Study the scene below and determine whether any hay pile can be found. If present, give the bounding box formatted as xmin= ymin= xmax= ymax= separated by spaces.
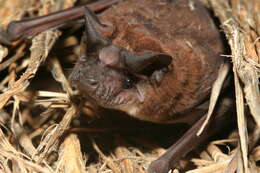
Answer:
xmin=0 ymin=0 xmax=259 ymax=172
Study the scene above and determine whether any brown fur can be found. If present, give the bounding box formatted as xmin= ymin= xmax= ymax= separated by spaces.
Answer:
xmin=94 ymin=0 xmax=224 ymax=123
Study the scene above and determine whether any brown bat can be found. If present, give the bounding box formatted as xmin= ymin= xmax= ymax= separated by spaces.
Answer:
xmin=0 ymin=0 xmax=231 ymax=172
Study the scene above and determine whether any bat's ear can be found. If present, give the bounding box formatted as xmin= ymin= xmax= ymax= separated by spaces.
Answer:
xmin=83 ymin=8 xmax=111 ymax=52
xmin=82 ymin=7 xmax=172 ymax=74
xmin=98 ymin=47 xmax=172 ymax=75
xmin=85 ymin=8 xmax=111 ymax=47
xmin=122 ymin=51 xmax=172 ymax=74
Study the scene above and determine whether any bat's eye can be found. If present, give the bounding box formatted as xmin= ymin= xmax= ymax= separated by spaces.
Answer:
xmin=122 ymin=77 xmax=133 ymax=89
xmin=122 ymin=72 xmax=138 ymax=89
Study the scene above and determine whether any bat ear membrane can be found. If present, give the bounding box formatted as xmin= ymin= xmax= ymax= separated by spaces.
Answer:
xmin=83 ymin=7 xmax=112 ymax=52
xmin=121 ymin=51 xmax=172 ymax=74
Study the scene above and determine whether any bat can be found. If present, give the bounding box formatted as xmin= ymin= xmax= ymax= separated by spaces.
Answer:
xmin=0 ymin=0 xmax=232 ymax=172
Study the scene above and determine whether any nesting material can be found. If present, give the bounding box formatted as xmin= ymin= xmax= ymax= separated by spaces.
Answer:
xmin=0 ymin=0 xmax=259 ymax=172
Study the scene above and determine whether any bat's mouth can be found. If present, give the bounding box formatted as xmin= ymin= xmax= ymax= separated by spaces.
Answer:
xmin=90 ymin=84 xmax=145 ymax=108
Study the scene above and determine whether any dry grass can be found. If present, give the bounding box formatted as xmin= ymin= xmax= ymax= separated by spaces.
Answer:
xmin=0 ymin=0 xmax=259 ymax=172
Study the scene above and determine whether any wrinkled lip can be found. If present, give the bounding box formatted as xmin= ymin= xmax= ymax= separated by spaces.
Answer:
xmin=135 ymin=84 xmax=144 ymax=103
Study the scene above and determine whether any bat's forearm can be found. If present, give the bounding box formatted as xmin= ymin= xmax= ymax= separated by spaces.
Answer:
xmin=0 ymin=0 xmax=120 ymax=45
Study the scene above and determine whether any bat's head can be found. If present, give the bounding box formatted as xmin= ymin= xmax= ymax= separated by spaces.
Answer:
xmin=69 ymin=9 xmax=172 ymax=115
